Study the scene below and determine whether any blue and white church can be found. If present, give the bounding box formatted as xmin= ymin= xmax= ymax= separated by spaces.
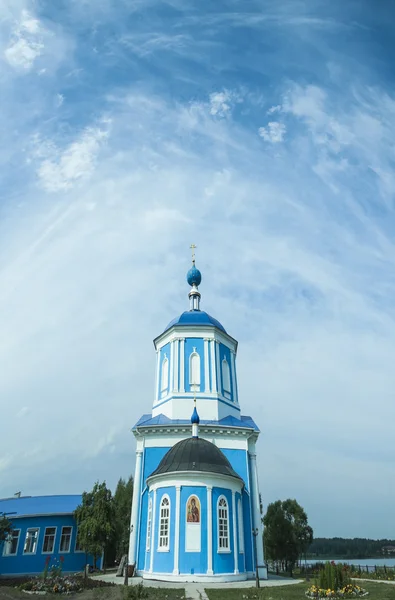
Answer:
xmin=128 ymin=257 xmax=268 ymax=582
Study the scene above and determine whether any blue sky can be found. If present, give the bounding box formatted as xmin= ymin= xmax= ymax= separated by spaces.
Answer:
xmin=1 ymin=0 xmax=395 ymax=539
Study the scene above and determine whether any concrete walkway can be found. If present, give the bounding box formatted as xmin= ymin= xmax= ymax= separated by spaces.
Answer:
xmin=95 ymin=573 xmax=302 ymax=600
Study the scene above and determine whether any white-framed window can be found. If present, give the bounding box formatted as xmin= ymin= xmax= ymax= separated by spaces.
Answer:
xmin=59 ymin=526 xmax=72 ymax=552
xmin=23 ymin=528 xmax=39 ymax=554
xmin=158 ymin=495 xmax=170 ymax=551
xmin=42 ymin=527 xmax=56 ymax=553
xmin=222 ymin=357 xmax=231 ymax=393
xmin=217 ymin=496 xmax=230 ymax=552
xmin=161 ymin=355 xmax=169 ymax=395
xmin=189 ymin=349 xmax=200 ymax=391
xmin=75 ymin=528 xmax=83 ymax=552
xmin=146 ymin=497 xmax=152 ymax=551
xmin=3 ymin=529 xmax=20 ymax=556
xmin=238 ymin=499 xmax=244 ymax=554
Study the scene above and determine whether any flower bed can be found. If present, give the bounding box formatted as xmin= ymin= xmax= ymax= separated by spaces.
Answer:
xmin=306 ymin=583 xmax=368 ymax=598
xmin=20 ymin=576 xmax=84 ymax=595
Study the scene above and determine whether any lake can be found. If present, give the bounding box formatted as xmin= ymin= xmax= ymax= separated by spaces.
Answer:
xmin=311 ymin=558 xmax=395 ymax=567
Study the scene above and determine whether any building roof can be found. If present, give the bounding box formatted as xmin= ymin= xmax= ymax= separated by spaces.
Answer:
xmin=0 ymin=495 xmax=82 ymax=518
xmin=148 ymin=437 xmax=243 ymax=481
xmin=163 ymin=310 xmax=227 ymax=334
xmin=134 ymin=413 xmax=259 ymax=431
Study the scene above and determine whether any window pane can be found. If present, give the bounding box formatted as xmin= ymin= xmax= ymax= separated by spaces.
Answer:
xmin=60 ymin=527 xmax=72 ymax=552
xmin=43 ymin=527 xmax=56 ymax=553
xmin=24 ymin=529 xmax=39 ymax=554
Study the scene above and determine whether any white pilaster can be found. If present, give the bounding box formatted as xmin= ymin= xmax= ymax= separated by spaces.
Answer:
xmin=207 ymin=486 xmax=213 ymax=575
xmin=173 ymin=339 xmax=179 ymax=392
xmin=231 ymin=351 xmax=238 ymax=404
xmin=249 ymin=452 xmax=265 ymax=573
xmin=155 ymin=350 xmax=160 ymax=402
xmin=170 ymin=340 xmax=174 ymax=393
xmin=149 ymin=489 xmax=157 ymax=573
xmin=180 ymin=339 xmax=185 ymax=393
xmin=215 ymin=340 xmax=221 ymax=393
xmin=128 ymin=450 xmax=143 ymax=566
xmin=210 ymin=340 xmax=217 ymax=393
xmin=173 ymin=485 xmax=181 ymax=574
xmin=232 ymin=491 xmax=239 ymax=574
xmin=204 ymin=338 xmax=210 ymax=393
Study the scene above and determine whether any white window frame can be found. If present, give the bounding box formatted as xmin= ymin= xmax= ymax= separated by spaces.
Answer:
xmin=2 ymin=529 xmax=21 ymax=556
xmin=42 ymin=526 xmax=57 ymax=554
xmin=189 ymin=350 xmax=201 ymax=391
xmin=217 ymin=495 xmax=230 ymax=553
xmin=238 ymin=498 xmax=244 ymax=554
xmin=74 ymin=527 xmax=84 ymax=553
xmin=157 ymin=494 xmax=170 ymax=552
xmin=23 ymin=528 xmax=40 ymax=555
xmin=59 ymin=526 xmax=73 ymax=553
xmin=146 ymin=497 xmax=153 ymax=551
xmin=222 ymin=357 xmax=231 ymax=393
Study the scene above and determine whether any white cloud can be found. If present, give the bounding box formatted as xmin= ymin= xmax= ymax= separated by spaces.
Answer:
xmin=4 ymin=10 xmax=45 ymax=70
xmin=33 ymin=124 xmax=110 ymax=192
xmin=208 ymin=90 xmax=242 ymax=118
xmin=258 ymin=121 xmax=286 ymax=143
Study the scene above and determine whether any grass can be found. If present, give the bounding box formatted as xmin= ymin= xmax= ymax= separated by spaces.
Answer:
xmin=205 ymin=581 xmax=395 ymax=600
xmin=0 ymin=584 xmax=185 ymax=600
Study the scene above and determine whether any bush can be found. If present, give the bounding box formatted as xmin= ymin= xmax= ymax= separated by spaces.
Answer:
xmin=122 ymin=583 xmax=149 ymax=600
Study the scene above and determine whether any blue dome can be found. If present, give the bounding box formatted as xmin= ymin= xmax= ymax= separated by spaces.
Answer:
xmin=187 ymin=264 xmax=202 ymax=287
xmin=191 ymin=406 xmax=200 ymax=424
xmin=164 ymin=310 xmax=226 ymax=333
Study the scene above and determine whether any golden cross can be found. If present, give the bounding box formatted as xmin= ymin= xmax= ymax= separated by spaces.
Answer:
xmin=190 ymin=243 xmax=197 ymax=262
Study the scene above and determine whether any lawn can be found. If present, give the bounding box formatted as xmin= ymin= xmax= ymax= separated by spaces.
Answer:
xmin=0 ymin=584 xmax=185 ymax=600
xmin=205 ymin=582 xmax=395 ymax=600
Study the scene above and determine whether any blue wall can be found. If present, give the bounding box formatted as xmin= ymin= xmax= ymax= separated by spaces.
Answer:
xmin=152 ymin=487 xmax=176 ymax=574
xmin=179 ymin=486 xmax=207 ymax=575
xmin=0 ymin=515 xmax=98 ymax=576
xmin=221 ymin=449 xmax=249 ymax=492
xmin=212 ymin=487 xmax=234 ymax=575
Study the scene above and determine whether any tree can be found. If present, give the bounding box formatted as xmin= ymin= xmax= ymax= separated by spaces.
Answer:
xmin=0 ymin=514 xmax=12 ymax=544
xmin=263 ymin=499 xmax=313 ymax=573
xmin=105 ymin=475 xmax=133 ymax=566
xmin=74 ymin=481 xmax=115 ymax=569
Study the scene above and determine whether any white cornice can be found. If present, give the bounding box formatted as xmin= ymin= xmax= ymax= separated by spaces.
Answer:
xmin=153 ymin=325 xmax=238 ymax=353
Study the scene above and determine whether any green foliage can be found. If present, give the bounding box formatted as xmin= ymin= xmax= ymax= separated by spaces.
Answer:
xmin=308 ymin=537 xmax=395 ymax=559
xmin=317 ymin=562 xmax=351 ymax=591
xmin=104 ymin=475 xmax=134 ymax=566
xmin=122 ymin=583 xmax=149 ymax=600
xmin=0 ymin=514 xmax=12 ymax=543
xmin=74 ymin=481 xmax=115 ymax=568
xmin=263 ymin=499 xmax=313 ymax=571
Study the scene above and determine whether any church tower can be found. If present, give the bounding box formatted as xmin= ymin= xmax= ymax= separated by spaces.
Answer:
xmin=128 ymin=255 xmax=267 ymax=582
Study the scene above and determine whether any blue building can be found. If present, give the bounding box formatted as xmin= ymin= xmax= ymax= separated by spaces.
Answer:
xmin=0 ymin=495 xmax=101 ymax=577
xmin=128 ymin=257 xmax=268 ymax=582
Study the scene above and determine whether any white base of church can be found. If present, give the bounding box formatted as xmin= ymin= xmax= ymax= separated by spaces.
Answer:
xmin=139 ymin=570 xmax=249 ymax=583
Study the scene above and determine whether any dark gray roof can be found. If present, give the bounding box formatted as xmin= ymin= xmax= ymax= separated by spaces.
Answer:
xmin=148 ymin=437 xmax=242 ymax=481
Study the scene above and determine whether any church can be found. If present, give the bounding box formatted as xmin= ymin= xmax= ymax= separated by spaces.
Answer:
xmin=128 ymin=254 xmax=267 ymax=582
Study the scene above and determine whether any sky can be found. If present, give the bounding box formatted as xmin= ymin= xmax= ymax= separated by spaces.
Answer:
xmin=1 ymin=0 xmax=395 ymax=539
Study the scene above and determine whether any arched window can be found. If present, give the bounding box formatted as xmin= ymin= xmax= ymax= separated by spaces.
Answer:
xmin=146 ymin=498 xmax=152 ymax=551
xmin=217 ymin=496 xmax=230 ymax=551
xmin=222 ymin=357 xmax=231 ymax=393
xmin=189 ymin=349 xmax=200 ymax=391
xmin=238 ymin=498 xmax=244 ymax=554
xmin=158 ymin=495 xmax=170 ymax=550
xmin=161 ymin=355 xmax=169 ymax=395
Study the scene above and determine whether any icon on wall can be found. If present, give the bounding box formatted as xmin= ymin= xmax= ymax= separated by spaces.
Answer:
xmin=187 ymin=496 xmax=200 ymax=523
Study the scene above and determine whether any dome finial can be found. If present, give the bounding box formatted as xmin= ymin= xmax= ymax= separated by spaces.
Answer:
xmin=187 ymin=244 xmax=202 ymax=310
xmin=191 ymin=397 xmax=200 ymax=438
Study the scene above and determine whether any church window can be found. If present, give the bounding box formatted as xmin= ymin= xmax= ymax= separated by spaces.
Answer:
xmin=59 ymin=526 xmax=72 ymax=552
xmin=3 ymin=529 xmax=20 ymax=556
xmin=158 ymin=495 xmax=170 ymax=551
xmin=23 ymin=528 xmax=39 ymax=554
xmin=222 ymin=357 xmax=231 ymax=393
xmin=42 ymin=527 xmax=56 ymax=553
xmin=146 ymin=498 xmax=152 ymax=551
xmin=217 ymin=496 xmax=230 ymax=551
xmin=189 ymin=349 xmax=200 ymax=391
xmin=238 ymin=499 xmax=244 ymax=553
xmin=161 ymin=355 xmax=169 ymax=394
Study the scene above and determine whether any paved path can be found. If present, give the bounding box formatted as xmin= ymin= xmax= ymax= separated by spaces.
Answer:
xmin=95 ymin=573 xmax=302 ymax=599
